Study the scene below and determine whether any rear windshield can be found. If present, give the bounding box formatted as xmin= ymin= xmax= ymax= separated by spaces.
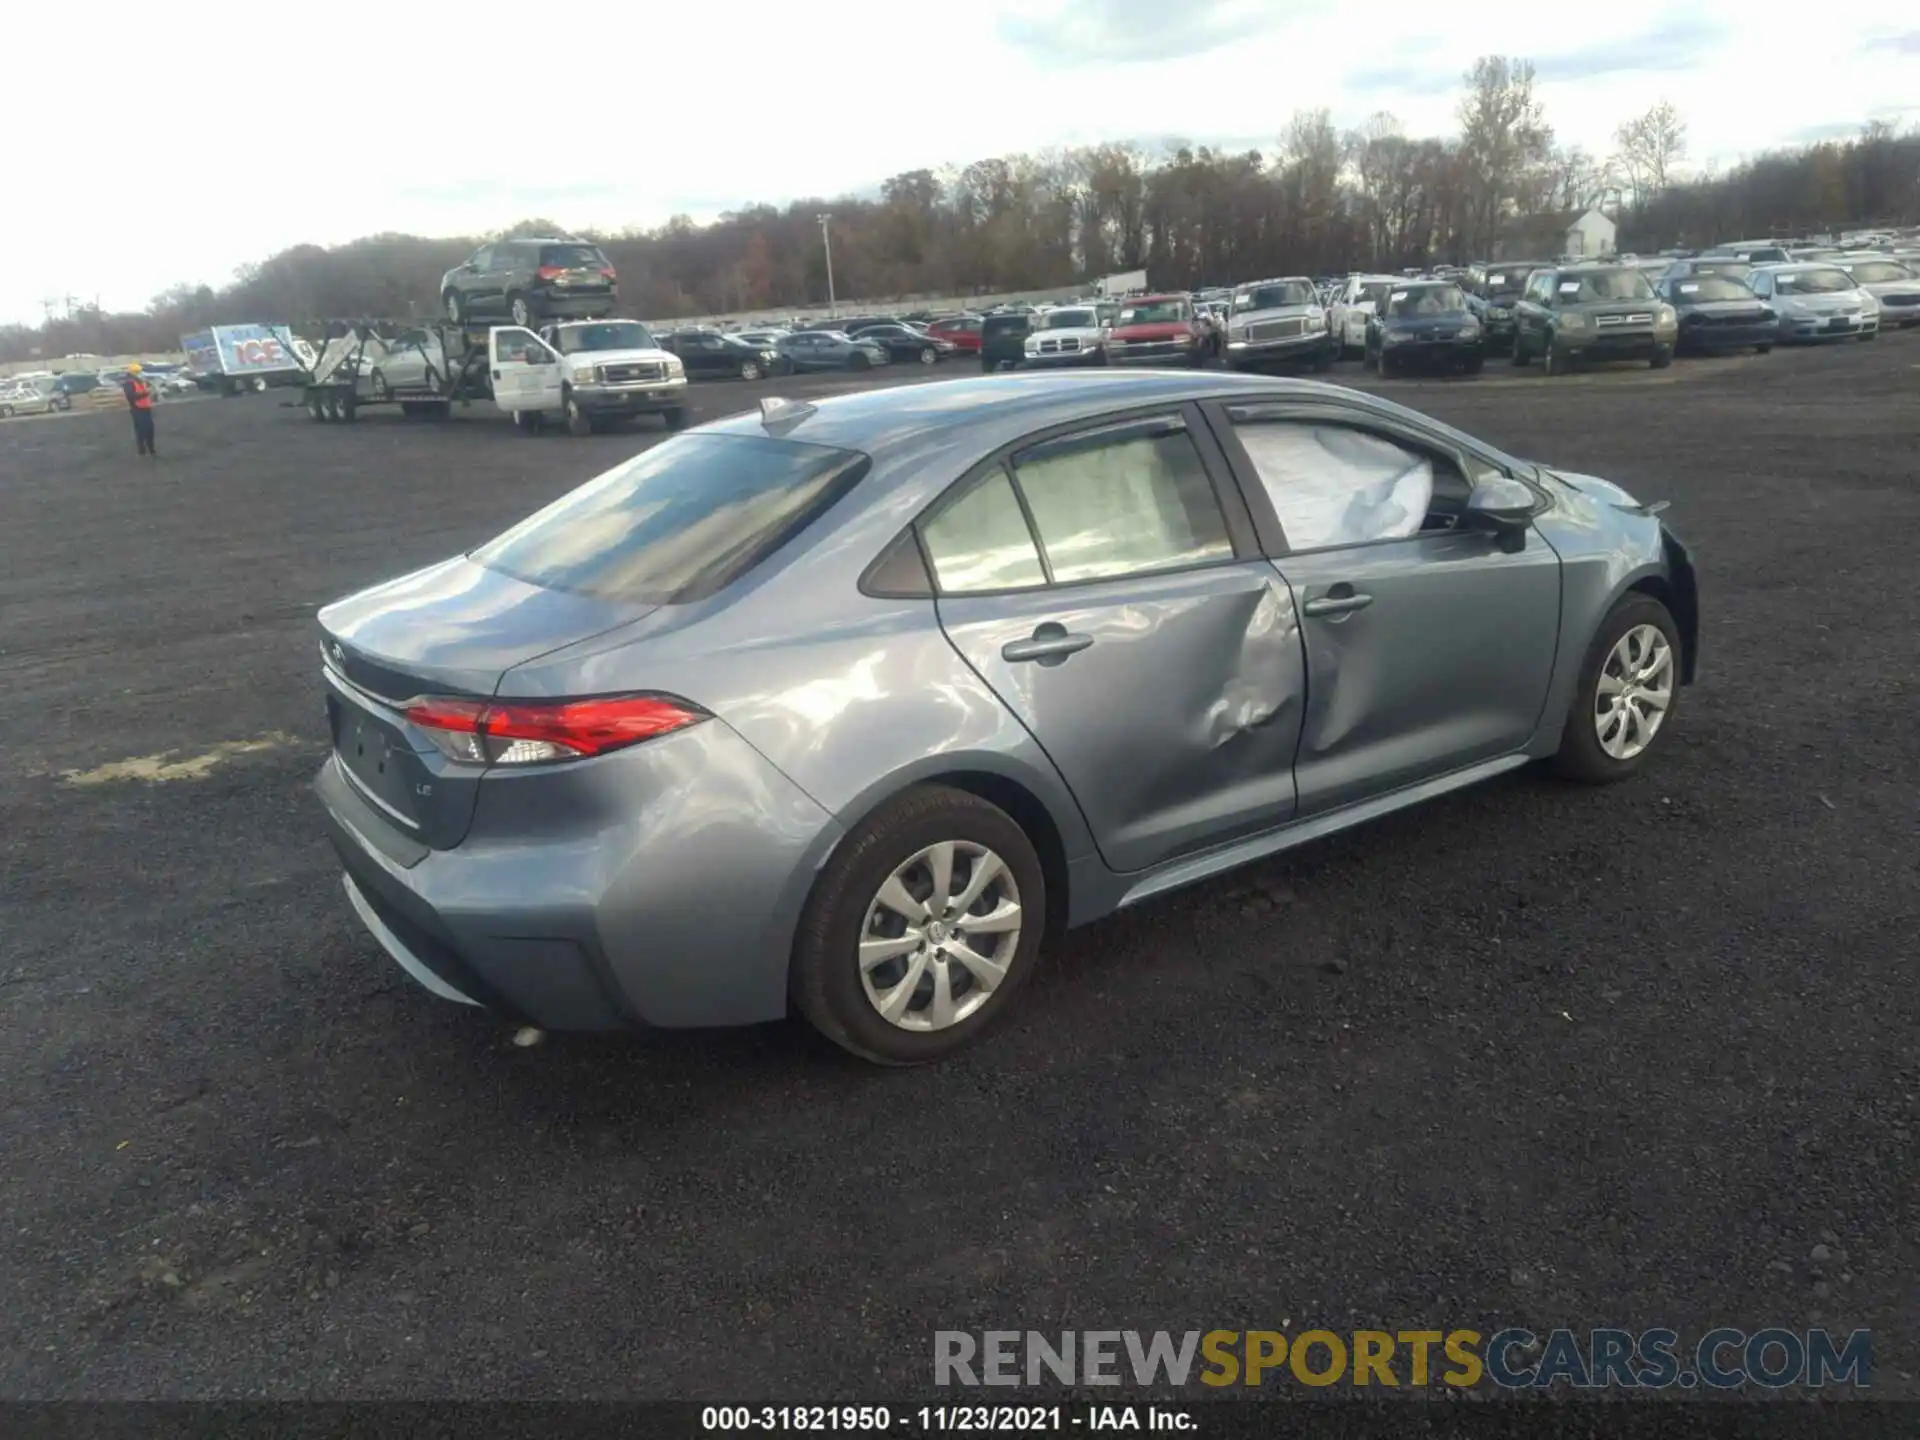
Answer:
xmin=540 ymin=244 xmax=606 ymax=269
xmin=1234 ymin=281 xmax=1316 ymax=311
xmin=982 ymin=315 xmax=1031 ymax=337
xmin=471 ymin=433 xmax=867 ymax=604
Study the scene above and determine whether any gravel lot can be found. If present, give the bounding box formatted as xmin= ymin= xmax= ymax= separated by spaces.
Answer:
xmin=3 ymin=339 xmax=1917 ymax=1400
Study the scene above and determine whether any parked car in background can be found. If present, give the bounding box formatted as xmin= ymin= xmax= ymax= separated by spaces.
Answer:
xmin=1469 ymin=263 xmax=1549 ymax=355
xmin=1 ymin=374 xmax=68 ymax=415
xmin=1747 ymin=264 xmax=1880 ymax=343
xmin=50 ymin=372 xmax=105 ymax=399
xmin=1331 ymin=275 xmax=1402 ymax=358
xmin=662 ymin=329 xmax=792 ymax=380
xmin=734 ymin=328 xmax=791 ymax=350
xmin=1512 ymin=264 xmax=1678 ymax=375
xmin=1834 ymin=257 xmax=1920 ymax=327
xmin=777 ymin=330 xmax=892 ymax=372
xmin=1019 ymin=305 xmax=1110 ymax=368
xmin=1222 ymin=277 xmax=1334 ymax=372
xmin=1364 ymin=280 xmax=1486 ymax=376
xmin=440 ymin=238 xmax=618 ymax=328
xmin=1105 ymin=294 xmax=1208 ymax=368
xmin=313 ymin=371 xmax=1699 ymax=1064
xmin=854 ymin=323 xmax=953 ymax=365
xmin=1655 ymin=272 xmax=1777 ymax=355
xmin=1660 ymin=257 xmax=1754 ymax=287
xmin=926 ymin=315 xmax=984 ymax=354
xmin=978 ymin=312 xmax=1034 ymax=373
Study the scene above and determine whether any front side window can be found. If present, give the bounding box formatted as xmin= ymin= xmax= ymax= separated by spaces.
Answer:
xmin=472 ymin=433 xmax=866 ymax=604
xmin=920 ymin=471 xmax=1047 ymax=593
xmin=1229 ymin=419 xmax=1442 ymax=551
xmin=1009 ymin=422 xmax=1231 ymax=584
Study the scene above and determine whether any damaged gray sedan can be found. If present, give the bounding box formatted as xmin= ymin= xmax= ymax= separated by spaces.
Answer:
xmin=315 ymin=372 xmax=1698 ymax=1065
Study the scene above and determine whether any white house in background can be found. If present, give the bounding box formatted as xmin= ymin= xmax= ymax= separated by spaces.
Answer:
xmin=1564 ymin=207 xmax=1618 ymax=258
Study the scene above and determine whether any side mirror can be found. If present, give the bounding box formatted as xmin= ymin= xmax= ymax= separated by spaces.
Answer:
xmin=1465 ymin=475 xmax=1536 ymax=528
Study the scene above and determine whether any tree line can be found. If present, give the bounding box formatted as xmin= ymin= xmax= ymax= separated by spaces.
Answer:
xmin=5 ymin=56 xmax=1917 ymax=364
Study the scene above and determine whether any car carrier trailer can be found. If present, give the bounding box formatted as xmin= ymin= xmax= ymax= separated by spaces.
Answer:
xmin=296 ymin=321 xmax=494 ymax=422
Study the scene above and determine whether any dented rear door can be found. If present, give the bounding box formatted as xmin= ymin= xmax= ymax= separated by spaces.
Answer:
xmin=938 ymin=562 xmax=1306 ymax=876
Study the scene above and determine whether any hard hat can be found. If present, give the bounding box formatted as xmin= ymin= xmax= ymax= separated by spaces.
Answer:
xmin=127 ymin=362 xmax=143 ymax=373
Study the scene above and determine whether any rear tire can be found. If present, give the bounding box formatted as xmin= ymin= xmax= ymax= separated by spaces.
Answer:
xmin=1553 ymin=594 xmax=1683 ymax=785
xmin=508 ymin=293 xmax=535 ymax=328
xmin=512 ymin=409 xmax=541 ymax=434
xmin=791 ymin=785 xmax=1046 ymax=1066
xmin=443 ymin=290 xmax=464 ymax=323
xmin=980 ymin=357 xmax=995 ymax=375
xmin=1464 ymin=354 xmax=1485 ymax=374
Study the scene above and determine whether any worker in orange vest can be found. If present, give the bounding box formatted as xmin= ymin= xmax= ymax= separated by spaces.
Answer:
xmin=121 ymin=362 xmax=158 ymax=456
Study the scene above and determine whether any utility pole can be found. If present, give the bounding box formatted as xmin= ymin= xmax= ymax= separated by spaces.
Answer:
xmin=817 ymin=212 xmax=837 ymax=317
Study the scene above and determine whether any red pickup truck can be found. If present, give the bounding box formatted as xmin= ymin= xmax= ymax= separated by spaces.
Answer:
xmin=1105 ymin=294 xmax=1209 ymax=367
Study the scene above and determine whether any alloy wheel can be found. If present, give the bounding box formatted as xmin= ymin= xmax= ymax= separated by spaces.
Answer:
xmin=858 ymin=841 xmax=1023 ymax=1032
xmin=1594 ymin=624 xmax=1674 ymax=760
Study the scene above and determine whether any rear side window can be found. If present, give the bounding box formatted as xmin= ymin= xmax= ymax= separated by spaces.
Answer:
xmin=472 ymin=433 xmax=867 ymax=603
xmin=921 ymin=472 xmax=1047 ymax=593
xmin=540 ymin=243 xmax=606 ymax=269
xmin=1012 ymin=422 xmax=1231 ymax=583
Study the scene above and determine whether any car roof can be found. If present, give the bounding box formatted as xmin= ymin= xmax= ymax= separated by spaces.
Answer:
xmin=702 ymin=371 xmax=1477 ymax=467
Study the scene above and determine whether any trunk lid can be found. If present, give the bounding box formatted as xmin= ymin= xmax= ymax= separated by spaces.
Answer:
xmin=317 ymin=555 xmax=654 ymax=848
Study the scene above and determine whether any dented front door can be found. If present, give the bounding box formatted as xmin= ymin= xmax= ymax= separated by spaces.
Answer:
xmin=937 ymin=564 xmax=1307 ymax=874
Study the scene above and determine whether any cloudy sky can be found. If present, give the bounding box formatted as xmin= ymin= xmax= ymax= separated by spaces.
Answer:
xmin=7 ymin=0 xmax=1917 ymax=325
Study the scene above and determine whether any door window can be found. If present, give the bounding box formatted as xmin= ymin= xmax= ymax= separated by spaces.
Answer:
xmin=1009 ymin=421 xmax=1232 ymax=583
xmin=920 ymin=471 xmax=1047 ymax=593
xmin=1226 ymin=416 xmax=1471 ymax=551
xmin=469 ymin=247 xmax=495 ymax=271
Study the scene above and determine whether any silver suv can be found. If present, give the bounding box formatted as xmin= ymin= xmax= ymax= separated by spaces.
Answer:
xmin=1224 ymin=277 xmax=1335 ymax=372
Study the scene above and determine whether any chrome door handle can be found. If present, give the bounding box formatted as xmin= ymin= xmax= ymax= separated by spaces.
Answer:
xmin=1302 ymin=592 xmax=1373 ymax=617
xmin=1002 ymin=629 xmax=1094 ymax=664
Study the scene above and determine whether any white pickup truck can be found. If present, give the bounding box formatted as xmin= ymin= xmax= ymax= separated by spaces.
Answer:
xmin=488 ymin=319 xmax=689 ymax=435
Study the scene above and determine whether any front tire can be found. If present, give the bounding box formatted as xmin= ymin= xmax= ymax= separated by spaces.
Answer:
xmin=918 ymin=347 xmax=937 ymax=365
xmin=1650 ymin=345 xmax=1673 ymax=369
xmin=792 ymin=785 xmax=1045 ymax=1066
xmin=663 ymin=407 xmax=688 ymax=431
xmin=738 ymin=360 xmax=762 ymax=381
xmin=1553 ymin=595 xmax=1683 ymax=785
xmin=564 ymin=392 xmax=593 ymax=437
xmin=1543 ymin=340 xmax=1567 ymax=377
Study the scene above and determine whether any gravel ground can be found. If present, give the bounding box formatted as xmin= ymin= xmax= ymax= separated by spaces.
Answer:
xmin=2 ymin=339 xmax=1916 ymax=1400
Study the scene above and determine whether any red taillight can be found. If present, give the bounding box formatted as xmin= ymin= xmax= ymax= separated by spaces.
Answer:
xmin=535 ymin=265 xmax=566 ymax=281
xmin=599 ymin=266 xmax=617 ymax=281
xmin=403 ymin=693 xmax=708 ymax=765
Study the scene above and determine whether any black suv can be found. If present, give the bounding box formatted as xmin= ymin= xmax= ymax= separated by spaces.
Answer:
xmin=979 ymin=312 xmax=1033 ymax=372
xmin=661 ymin=330 xmax=794 ymax=380
xmin=440 ymin=239 xmax=617 ymax=328
xmin=1511 ymin=264 xmax=1678 ymax=375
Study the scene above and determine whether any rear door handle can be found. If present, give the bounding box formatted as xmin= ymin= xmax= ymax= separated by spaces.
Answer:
xmin=1002 ymin=625 xmax=1094 ymax=665
xmin=1302 ymin=590 xmax=1373 ymax=617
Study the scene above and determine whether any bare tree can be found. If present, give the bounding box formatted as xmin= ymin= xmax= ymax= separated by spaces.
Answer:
xmin=1614 ymin=101 xmax=1689 ymax=204
xmin=1456 ymin=56 xmax=1555 ymax=252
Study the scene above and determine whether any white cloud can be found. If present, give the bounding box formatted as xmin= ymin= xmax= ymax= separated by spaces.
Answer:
xmin=4 ymin=0 xmax=1915 ymax=324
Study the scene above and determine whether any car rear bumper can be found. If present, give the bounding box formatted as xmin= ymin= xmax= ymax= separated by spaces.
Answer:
xmin=314 ymin=719 xmax=841 ymax=1032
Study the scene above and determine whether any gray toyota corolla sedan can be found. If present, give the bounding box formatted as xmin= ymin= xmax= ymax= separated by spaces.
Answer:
xmin=315 ymin=372 xmax=1698 ymax=1064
